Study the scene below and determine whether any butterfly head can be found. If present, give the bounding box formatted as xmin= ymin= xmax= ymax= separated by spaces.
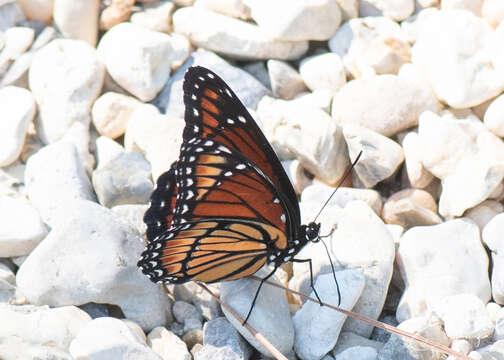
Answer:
xmin=304 ymin=222 xmax=321 ymax=243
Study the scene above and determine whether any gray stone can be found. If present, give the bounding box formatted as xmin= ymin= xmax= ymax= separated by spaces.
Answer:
xmin=293 ymin=270 xmax=365 ymax=360
xmin=203 ymin=317 xmax=252 ymax=359
xmin=173 ymin=6 xmax=308 ymax=60
xmin=267 ymin=59 xmax=307 ymax=100
xmin=16 ymin=200 xmax=172 ymax=331
xmin=220 ymin=267 xmax=294 ymax=357
xmin=24 ymin=142 xmax=95 ymax=227
xmin=0 ymin=304 xmax=91 ymax=350
xmin=69 ymin=317 xmax=163 ymax=359
xmin=29 ymin=39 xmax=104 ymax=143
xmin=92 ymin=151 xmax=153 ymax=208
xmin=152 ymin=49 xmax=270 ymax=117
xmin=0 ymin=1 xmax=25 ymax=32
xmin=0 ymin=335 xmax=73 ymax=360
xmin=173 ymin=301 xmax=203 ymax=333
xmin=0 ymin=195 xmax=46 ymax=257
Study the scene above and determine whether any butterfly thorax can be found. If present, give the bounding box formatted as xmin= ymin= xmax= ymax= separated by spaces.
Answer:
xmin=268 ymin=221 xmax=321 ymax=268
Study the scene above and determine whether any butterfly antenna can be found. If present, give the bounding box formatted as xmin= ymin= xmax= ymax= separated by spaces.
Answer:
xmin=320 ymin=236 xmax=341 ymax=306
xmin=313 ymin=151 xmax=363 ymax=223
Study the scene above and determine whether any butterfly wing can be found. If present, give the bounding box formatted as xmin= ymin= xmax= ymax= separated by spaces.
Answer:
xmin=139 ymin=66 xmax=303 ymax=284
xmin=143 ymin=162 xmax=179 ymax=241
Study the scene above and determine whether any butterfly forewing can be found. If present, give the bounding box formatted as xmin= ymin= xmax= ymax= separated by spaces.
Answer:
xmin=175 ymin=138 xmax=290 ymax=235
xmin=182 ymin=67 xmax=301 ymax=229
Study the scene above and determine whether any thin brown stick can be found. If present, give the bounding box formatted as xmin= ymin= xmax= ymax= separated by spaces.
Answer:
xmin=250 ymin=275 xmax=471 ymax=360
xmin=196 ymin=282 xmax=288 ymax=360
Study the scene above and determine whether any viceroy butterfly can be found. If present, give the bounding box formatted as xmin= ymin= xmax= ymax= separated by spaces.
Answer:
xmin=138 ymin=65 xmax=334 ymax=323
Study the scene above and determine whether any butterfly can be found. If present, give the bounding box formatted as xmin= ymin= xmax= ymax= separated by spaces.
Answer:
xmin=137 ymin=65 xmax=328 ymax=323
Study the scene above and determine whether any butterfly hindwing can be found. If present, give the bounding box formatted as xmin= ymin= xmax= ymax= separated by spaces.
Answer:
xmin=138 ymin=219 xmax=283 ymax=283
xmin=143 ymin=162 xmax=179 ymax=242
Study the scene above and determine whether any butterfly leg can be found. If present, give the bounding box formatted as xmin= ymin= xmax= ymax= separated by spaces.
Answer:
xmin=292 ymin=258 xmax=323 ymax=306
xmin=243 ymin=267 xmax=277 ymax=325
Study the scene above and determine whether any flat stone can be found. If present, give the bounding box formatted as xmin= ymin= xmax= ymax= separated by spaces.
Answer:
xmin=299 ymin=53 xmax=346 ymax=93
xmin=464 ymin=200 xmax=504 ymax=231
xmin=335 ymin=201 xmax=395 ymax=338
xmin=124 ymin=104 xmax=185 ymax=181
xmin=482 ymin=213 xmax=504 ymax=305
xmin=382 ymin=189 xmax=442 ymax=229
xmin=335 ymin=0 xmax=358 ymax=21
xmin=53 ymin=0 xmax=100 ymax=46
xmin=257 ymin=95 xmax=349 ymax=184
xmin=153 ymin=49 xmax=269 ymax=117
xmin=397 ymin=219 xmax=491 ymax=322
xmin=202 ymin=317 xmax=252 ymax=359
xmin=69 ymin=317 xmax=162 ymax=359
xmin=130 ymin=0 xmax=175 ymax=33
xmin=99 ymin=0 xmax=135 ymax=31
xmin=411 ymin=9 xmax=504 ymax=108
xmin=482 ymin=0 xmax=504 ymax=28
xmin=484 ymin=94 xmax=504 ymax=137
xmin=173 ymin=301 xmax=203 ymax=333
xmin=16 ymin=0 xmax=51 ymax=23
xmin=172 ymin=282 xmax=222 ymax=321
xmin=401 ymin=131 xmax=435 ymax=189
xmin=332 ymin=74 xmax=439 ymax=137
xmin=377 ymin=315 xmax=450 ymax=360
xmin=401 ymin=7 xmax=440 ymax=43
xmin=0 ymin=195 xmax=46 ymax=257
xmin=173 ymin=6 xmax=308 ymax=60
xmin=98 ymin=22 xmax=185 ymax=102
xmin=247 ymin=0 xmax=342 ymax=41
xmin=418 ymin=111 xmax=504 ymax=217
xmin=194 ymin=0 xmax=251 ymax=19
xmin=433 ymin=294 xmax=494 ymax=340
xmin=329 ymin=17 xmax=410 ymax=77
xmin=59 ymin=121 xmax=95 ymax=174
xmin=267 ymin=59 xmax=307 ymax=100
xmin=441 ymin=0 xmax=484 ymax=15
xmin=95 ymin=136 xmax=125 ymax=170
xmin=111 ymin=204 xmax=149 ymax=238
xmin=342 ymin=124 xmax=404 ymax=188
xmin=0 ymin=26 xmax=34 ymax=74
xmin=16 ymin=200 xmax=172 ymax=331
xmin=333 ymin=332 xmax=384 ymax=356
xmin=147 ymin=327 xmax=191 ymax=360
xmin=301 ymin=183 xmax=383 ymax=216
xmin=92 ymin=151 xmax=153 ymax=208
xmin=0 ymin=26 xmax=57 ymax=88
xmin=293 ymin=270 xmax=365 ymax=360
xmin=0 ymin=86 xmax=36 ymax=166
xmin=24 ymin=142 xmax=95 ymax=226
xmin=359 ymin=0 xmax=414 ymax=21
xmin=0 ymin=335 xmax=74 ymax=360
xmin=29 ymin=39 xmax=104 ymax=143
xmin=91 ymin=92 xmax=142 ymax=139
xmin=335 ymin=346 xmax=378 ymax=360
xmin=293 ymin=200 xmax=395 ymax=338
xmin=220 ymin=267 xmax=294 ymax=357
xmin=0 ymin=304 xmax=91 ymax=350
